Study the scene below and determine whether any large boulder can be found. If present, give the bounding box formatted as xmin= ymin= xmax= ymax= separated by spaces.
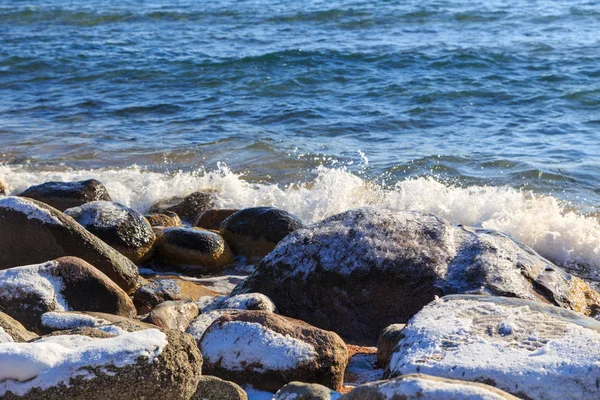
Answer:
xmin=0 ymin=327 xmax=202 ymax=399
xmin=220 ymin=207 xmax=305 ymax=261
xmin=0 ymin=257 xmax=136 ymax=333
xmin=199 ymin=311 xmax=348 ymax=392
xmin=65 ymin=201 xmax=155 ymax=264
xmin=233 ymin=207 xmax=600 ymax=340
xmin=387 ymin=295 xmax=600 ymax=400
xmin=0 ymin=312 xmax=37 ymax=343
xmin=18 ymin=179 xmax=111 ymax=211
xmin=190 ymin=376 xmax=248 ymax=400
xmin=149 ymin=191 xmax=216 ymax=223
xmin=201 ymin=293 xmax=277 ymax=314
xmin=340 ymin=374 xmax=519 ymax=400
xmin=0 ymin=196 xmax=139 ymax=292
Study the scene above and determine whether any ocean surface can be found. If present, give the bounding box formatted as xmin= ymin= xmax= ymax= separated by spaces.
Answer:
xmin=1 ymin=0 xmax=599 ymax=278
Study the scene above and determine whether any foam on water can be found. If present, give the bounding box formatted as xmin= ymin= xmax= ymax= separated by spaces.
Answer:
xmin=1 ymin=163 xmax=599 ymax=276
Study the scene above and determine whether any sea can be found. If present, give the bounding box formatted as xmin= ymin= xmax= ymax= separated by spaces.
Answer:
xmin=1 ymin=0 xmax=599 ymax=280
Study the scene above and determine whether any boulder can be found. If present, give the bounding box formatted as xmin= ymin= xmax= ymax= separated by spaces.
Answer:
xmin=199 ymin=311 xmax=347 ymax=392
xmin=65 ymin=201 xmax=155 ymax=264
xmin=340 ymin=374 xmax=519 ymax=400
xmin=0 ymin=257 xmax=136 ymax=333
xmin=220 ymin=207 xmax=305 ymax=261
xmin=146 ymin=211 xmax=182 ymax=228
xmin=18 ymin=179 xmax=111 ymax=211
xmin=233 ymin=207 xmax=600 ymax=340
xmin=195 ymin=209 xmax=239 ymax=230
xmin=0 ymin=180 xmax=6 ymax=196
xmin=0 ymin=312 xmax=37 ymax=343
xmin=133 ymin=275 xmax=219 ymax=314
xmin=388 ymin=295 xmax=600 ymax=400
xmin=274 ymin=382 xmax=340 ymax=400
xmin=0 ymin=196 xmax=139 ymax=292
xmin=202 ymin=293 xmax=277 ymax=313
xmin=186 ymin=310 xmax=240 ymax=346
xmin=376 ymin=324 xmax=405 ymax=369
xmin=149 ymin=191 xmax=215 ymax=223
xmin=40 ymin=311 xmax=140 ymax=333
xmin=0 ymin=327 xmax=202 ymax=400
xmin=145 ymin=300 xmax=199 ymax=331
xmin=154 ymin=227 xmax=234 ymax=273
xmin=191 ymin=375 xmax=248 ymax=400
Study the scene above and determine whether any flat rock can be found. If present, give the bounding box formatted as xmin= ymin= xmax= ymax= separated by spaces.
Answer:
xmin=0 ymin=257 xmax=136 ymax=333
xmin=0 ymin=196 xmax=139 ymax=292
xmin=145 ymin=300 xmax=199 ymax=331
xmin=66 ymin=201 xmax=155 ymax=264
xmin=340 ymin=374 xmax=519 ymax=400
xmin=145 ymin=211 xmax=182 ymax=228
xmin=0 ymin=312 xmax=37 ymax=343
xmin=220 ymin=207 xmax=305 ymax=261
xmin=199 ymin=310 xmax=348 ymax=392
xmin=233 ymin=207 xmax=600 ymax=340
xmin=149 ymin=191 xmax=215 ymax=223
xmin=274 ymin=381 xmax=341 ymax=400
xmin=388 ymin=295 xmax=600 ymax=400
xmin=195 ymin=209 xmax=239 ymax=230
xmin=191 ymin=375 xmax=248 ymax=400
xmin=18 ymin=179 xmax=111 ymax=211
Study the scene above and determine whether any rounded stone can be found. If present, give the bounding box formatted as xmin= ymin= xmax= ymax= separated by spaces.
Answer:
xmin=195 ymin=209 xmax=239 ymax=230
xmin=18 ymin=179 xmax=111 ymax=211
xmin=191 ymin=375 xmax=248 ymax=400
xmin=145 ymin=211 xmax=182 ymax=228
xmin=149 ymin=191 xmax=215 ymax=223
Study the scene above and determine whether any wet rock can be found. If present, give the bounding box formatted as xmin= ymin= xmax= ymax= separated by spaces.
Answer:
xmin=0 ymin=257 xmax=136 ymax=333
xmin=340 ymin=374 xmax=519 ymax=400
xmin=233 ymin=207 xmax=600 ymax=340
xmin=18 ymin=179 xmax=111 ymax=211
xmin=149 ymin=191 xmax=216 ymax=223
xmin=199 ymin=310 xmax=348 ymax=392
xmin=195 ymin=208 xmax=239 ymax=230
xmin=145 ymin=300 xmax=199 ymax=331
xmin=220 ymin=207 xmax=305 ymax=261
xmin=154 ymin=227 xmax=234 ymax=273
xmin=376 ymin=324 xmax=405 ymax=369
xmin=0 ymin=312 xmax=37 ymax=343
xmin=0 ymin=196 xmax=139 ymax=292
xmin=145 ymin=210 xmax=182 ymax=228
xmin=133 ymin=275 xmax=219 ymax=314
xmin=388 ymin=295 xmax=600 ymax=400
xmin=274 ymin=381 xmax=340 ymax=400
xmin=65 ymin=201 xmax=155 ymax=264
xmin=191 ymin=375 xmax=248 ymax=400
xmin=0 ymin=327 xmax=203 ymax=400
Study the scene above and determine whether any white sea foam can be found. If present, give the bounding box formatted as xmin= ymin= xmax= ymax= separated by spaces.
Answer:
xmin=1 ymin=164 xmax=599 ymax=275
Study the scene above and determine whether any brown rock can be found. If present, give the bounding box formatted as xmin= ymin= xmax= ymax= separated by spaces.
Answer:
xmin=376 ymin=324 xmax=405 ymax=369
xmin=0 ymin=180 xmax=6 ymax=196
xmin=0 ymin=311 xmax=38 ymax=342
xmin=0 ymin=256 xmax=136 ymax=333
xmin=274 ymin=382 xmax=339 ymax=400
xmin=145 ymin=300 xmax=199 ymax=331
xmin=195 ymin=209 xmax=239 ymax=230
xmin=18 ymin=179 xmax=111 ymax=211
xmin=200 ymin=310 xmax=348 ymax=392
xmin=146 ymin=210 xmax=182 ymax=228
xmin=149 ymin=191 xmax=216 ymax=223
xmin=191 ymin=376 xmax=248 ymax=400
xmin=220 ymin=207 xmax=305 ymax=261
xmin=0 ymin=196 xmax=139 ymax=292
xmin=154 ymin=227 xmax=234 ymax=274
xmin=134 ymin=275 xmax=219 ymax=314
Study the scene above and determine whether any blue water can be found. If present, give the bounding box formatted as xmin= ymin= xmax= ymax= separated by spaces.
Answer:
xmin=1 ymin=0 xmax=600 ymax=206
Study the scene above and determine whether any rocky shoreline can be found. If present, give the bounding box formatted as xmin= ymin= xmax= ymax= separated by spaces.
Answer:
xmin=1 ymin=177 xmax=599 ymax=399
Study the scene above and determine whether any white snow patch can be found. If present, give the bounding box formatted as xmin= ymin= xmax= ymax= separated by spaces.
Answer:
xmin=41 ymin=312 xmax=111 ymax=330
xmin=0 ymin=329 xmax=167 ymax=396
xmin=0 ymin=196 xmax=62 ymax=225
xmin=0 ymin=327 xmax=14 ymax=344
xmin=65 ymin=201 xmax=129 ymax=229
xmin=375 ymin=376 xmax=512 ymax=400
xmin=186 ymin=310 xmax=230 ymax=341
xmin=200 ymin=293 xmax=276 ymax=313
xmin=201 ymin=321 xmax=317 ymax=372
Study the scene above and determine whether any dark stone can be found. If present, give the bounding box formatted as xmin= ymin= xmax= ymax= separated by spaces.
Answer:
xmin=195 ymin=209 xmax=239 ymax=230
xmin=149 ymin=191 xmax=216 ymax=223
xmin=19 ymin=179 xmax=111 ymax=211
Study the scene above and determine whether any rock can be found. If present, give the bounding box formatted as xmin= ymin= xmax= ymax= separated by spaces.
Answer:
xmin=233 ymin=207 xmax=600 ymax=340
xmin=191 ymin=375 xmax=248 ymax=400
xmin=340 ymin=374 xmax=519 ymax=400
xmin=154 ymin=227 xmax=234 ymax=273
xmin=40 ymin=311 xmax=154 ymax=334
xmin=274 ymin=382 xmax=340 ymax=400
xmin=221 ymin=207 xmax=305 ymax=261
xmin=202 ymin=293 xmax=277 ymax=313
xmin=0 ymin=180 xmax=6 ymax=196
xmin=149 ymin=191 xmax=216 ymax=223
xmin=388 ymin=295 xmax=600 ymax=400
xmin=195 ymin=209 xmax=239 ymax=230
xmin=18 ymin=179 xmax=111 ymax=211
xmin=0 ymin=257 xmax=136 ymax=333
xmin=186 ymin=310 xmax=240 ymax=346
xmin=133 ymin=275 xmax=219 ymax=314
xmin=0 ymin=312 xmax=37 ymax=343
xmin=146 ymin=210 xmax=182 ymax=228
xmin=199 ymin=310 xmax=348 ymax=392
xmin=0 ymin=327 xmax=203 ymax=400
xmin=376 ymin=324 xmax=405 ymax=369
xmin=0 ymin=196 xmax=139 ymax=292
xmin=145 ymin=300 xmax=199 ymax=331
xmin=65 ymin=201 xmax=155 ymax=264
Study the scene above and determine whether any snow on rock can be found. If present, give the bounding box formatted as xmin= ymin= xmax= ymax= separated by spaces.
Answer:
xmin=0 ymin=327 xmax=14 ymax=344
xmin=0 ymin=196 xmax=63 ymax=225
xmin=41 ymin=312 xmax=111 ymax=331
xmin=200 ymin=293 xmax=277 ymax=313
xmin=0 ymin=329 xmax=167 ymax=397
xmin=186 ymin=310 xmax=236 ymax=344
xmin=388 ymin=295 xmax=600 ymax=400
xmin=65 ymin=201 xmax=129 ymax=228
xmin=234 ymin=207 xmax=600 ymax=340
